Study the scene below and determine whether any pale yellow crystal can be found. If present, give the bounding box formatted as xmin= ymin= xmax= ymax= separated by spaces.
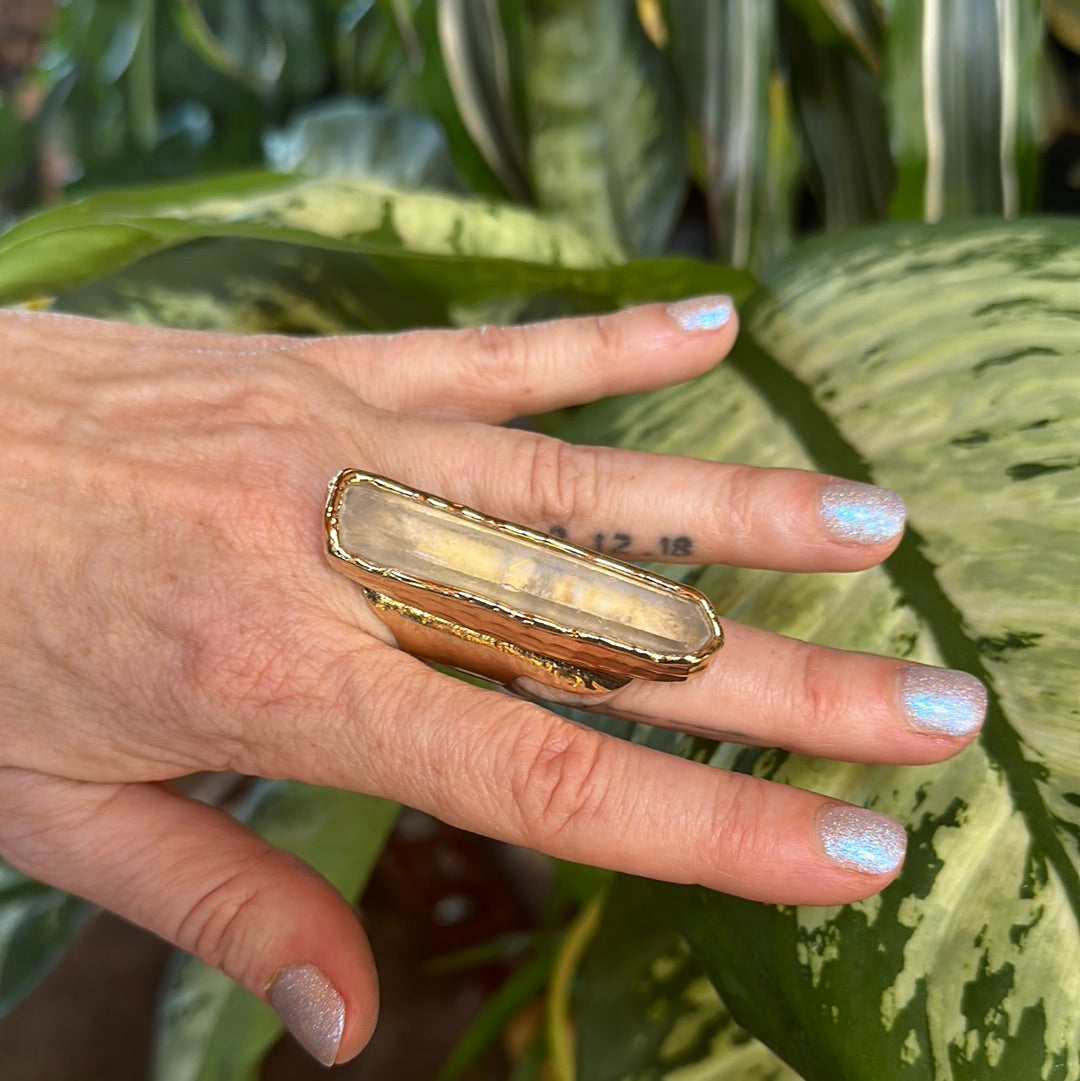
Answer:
xmin=337 ymin=482 xmax=714 ymax=657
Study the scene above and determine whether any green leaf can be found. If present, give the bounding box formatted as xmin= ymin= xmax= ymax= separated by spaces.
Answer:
xmin=665 ymin=0 xmax=801 ymax=269
xmin=387 ymin=0 xmax=511 ymax=198
xmin=0 ymin=173 xmax=752 ymax=320
xmin=782 ymin=7 xmax=893 ymax=229
xmin=263 ymin=98 xmax=462 ymax=189
xmin=577 ymin=877 xmax=801 ymax=1081
xmin=436 ymin=938 xmax=559 ymax=1081
xmin=553 ymin=218 xmax=1080 ymax=1080
xmin=522 ymin=0 xmax=687 ymax=255
xmin=54 ymin=237 xmax=451 ymax=332
xmin=0 ymin=864 xmax=91 ymax=1017
xmin=151 ymin=781 xmax=398 ymax=1081
xmin=883 ymin=0 xmax=1045 ymax=220
xmin=170 ymin=0 xmax=329 ymax=102
xmin=435 ymin=0 xmax=531 ymax=201
xmin=334 ymin=0 xmax=404 ymax=96
xmin=782 ymin=0 xmax=883 ymax=72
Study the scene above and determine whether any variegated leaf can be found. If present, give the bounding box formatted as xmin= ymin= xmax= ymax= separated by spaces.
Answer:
xmin=883 ymin=0 xmax=1044 ymax=220
xmin=782 ymin=0 xmax=883 ymax=72
xmin=665 ymin=0 xmax=801 ymax=270
xmin=0 ymin=174 xmax=752 ymax=326
xmin=436 ymin=0 xmax=531 ymax=201
xmin=522 ymin=0 xmax=687 ymax=255
xmin=0 ymin=864 xmax=90 ymax=1017
xmin=782 ymin=9 xmax=893 ymax=229
xmin=577 ymin=878 xmax=802 ymax=1081
xmin=553 ymin=218 xmax=1080 ymax=1080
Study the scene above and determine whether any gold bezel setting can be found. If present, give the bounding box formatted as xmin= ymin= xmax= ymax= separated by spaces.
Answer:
xmin=325 ymin=470 xmax=723 ymax=695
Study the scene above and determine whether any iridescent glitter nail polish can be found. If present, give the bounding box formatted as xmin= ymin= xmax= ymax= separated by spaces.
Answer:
xmin=901 ymin=666 xmax=987 ymax=737
xmin=819 ymin=480 xmax=905 ymax=545
xmin=666 ymin=295 xmax=733 ymax=332
xmin=268 ymin=963 xmax=345 ymax=1067
xmin=819 ymin=805 xmax=906 ymax=875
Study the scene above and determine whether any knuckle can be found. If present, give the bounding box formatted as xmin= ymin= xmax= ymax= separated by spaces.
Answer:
xmin=172 ymin=854 xmax=276 ymax=973
xmin=469 ymin=324 xmax=533 ymax=394
xmin=225 ymin=359 xmax=318 ymax=431
xmin=508 ymin=721 xmax=612 ymax=849
xmin=515 ymin=434 xmax=606 ymax=528
xmin=706 ymin=776 xmax=775 ymax=876
xmin=173 ymin=608 xmax=316 ymax=760
xmin=585 ymin=313 xmax=623 ymax=363
xmin=791 ymin=644 xmax=838 ymax=741
xmin=711 ymin=465 xmax=758 ymax=546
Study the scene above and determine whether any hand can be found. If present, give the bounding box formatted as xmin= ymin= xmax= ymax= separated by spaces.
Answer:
xmin=0 ymin=300 xmax=985 ymax=1065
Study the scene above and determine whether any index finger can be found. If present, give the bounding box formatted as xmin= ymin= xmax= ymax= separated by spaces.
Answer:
xmin=310 ymin=296 xmax=739 ymax=423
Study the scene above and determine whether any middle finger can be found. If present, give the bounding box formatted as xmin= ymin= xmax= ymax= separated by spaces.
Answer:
xmin=370 ymin=419 xmax=906 ymax=573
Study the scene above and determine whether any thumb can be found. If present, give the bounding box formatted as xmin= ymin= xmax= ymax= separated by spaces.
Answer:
xmin=0 ymin=768 xmax=378 ymax=1067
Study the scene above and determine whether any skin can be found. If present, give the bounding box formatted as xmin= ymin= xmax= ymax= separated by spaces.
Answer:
xmin=0 ymin=302 xmax=983 ymax=1061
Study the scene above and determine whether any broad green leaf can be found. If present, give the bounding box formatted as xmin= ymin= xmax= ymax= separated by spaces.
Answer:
xmin=0 ymin=864 xmax=91 ymax=1017
xmin=522 ymin=0 xmax=687 ymax=255
xmin=54 ymin=238 xmax=450 ymax=332
xmin=263 ymin=97 xmax=462 ymax=190
xmin=0 ymin=173 xmax=753 ymax=319
xmin=577 ymin=878 xmax=801 ymax=1081
xmin=782 ymin=8 xmax=893 ymax=229
xmin=884 ymin=0 xmax=1044 ymax=220
xmin=152 ymin=781 xmax=398 ymax=1081
xmin=665 ymin=0 xmax=801 ymax=269
xmin=553 ymin=218 xmax=1080 ymax=1080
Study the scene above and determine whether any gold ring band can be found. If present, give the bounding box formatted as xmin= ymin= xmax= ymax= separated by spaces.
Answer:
xmin=325 ymin=470 xmax=723 ymax=697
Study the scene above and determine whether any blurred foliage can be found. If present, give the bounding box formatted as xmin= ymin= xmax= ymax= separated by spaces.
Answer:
xmin=2 ymin=0 xmax=1079 ymax=263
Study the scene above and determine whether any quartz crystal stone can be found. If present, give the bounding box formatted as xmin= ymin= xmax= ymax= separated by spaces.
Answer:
xmin=333 ymin=477 xmax=718 ymax=661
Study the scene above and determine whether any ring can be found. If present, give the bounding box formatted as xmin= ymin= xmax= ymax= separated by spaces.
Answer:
xmin=325 ymin=470 xmax=723 ymax=699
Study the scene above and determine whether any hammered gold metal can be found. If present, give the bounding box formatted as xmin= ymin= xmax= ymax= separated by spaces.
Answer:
xmin=324 ymin=470 xmax=723 ymax=696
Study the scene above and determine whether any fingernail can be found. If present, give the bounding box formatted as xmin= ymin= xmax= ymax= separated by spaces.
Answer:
xmin=268 ymin=963 xmax=344 ymax=1067
xmin=819 ymin=480 xmax=905 ymax=545
xmin=901 ymin=666 xmax=987 ymax=737
xmin=819 ymin=805 xmax=906 ymax=875
xmin=666 ymin=295 xmax=733 ymax=331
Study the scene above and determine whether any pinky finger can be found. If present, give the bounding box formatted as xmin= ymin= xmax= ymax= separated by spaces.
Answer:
xmin=0 ymin=769 xmax=378 ymax=1067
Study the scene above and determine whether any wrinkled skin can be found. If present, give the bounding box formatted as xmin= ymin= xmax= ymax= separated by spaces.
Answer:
xmin=0 ymin=303 xmax=982 ymax=1062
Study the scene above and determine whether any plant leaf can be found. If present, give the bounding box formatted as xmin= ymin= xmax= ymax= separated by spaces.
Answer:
xmin=0 ymin=864 xmax=91 ymax=1017
xmin=577 ymin=876 xmax=802 ymax=1081
xmin=883 ymin=0 xmax=1045 ymax=220
xmin=551 ymin=218 xmax=1080 ymax=1080
xmin=386 ymin=0 xmax=511 ymax=198
xmin=0 ymin=173 xmax=753 ymax=321
xmin=263 ymin=97 xmax=462 ymax=190
xmin=782 ymin=0 xmax=883 ymax=72
xmin=436 ymin=0 xmax=531 ymax=201
xmin=781 ymin=7 xmax=893 ymax=229
xmin=522 ymin=0 xmax=687 ymax=255
xmin=665 ymin=0 xmax=801 ymax=269
xmin=151 ymin=781 xmax=398 ymax=1081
